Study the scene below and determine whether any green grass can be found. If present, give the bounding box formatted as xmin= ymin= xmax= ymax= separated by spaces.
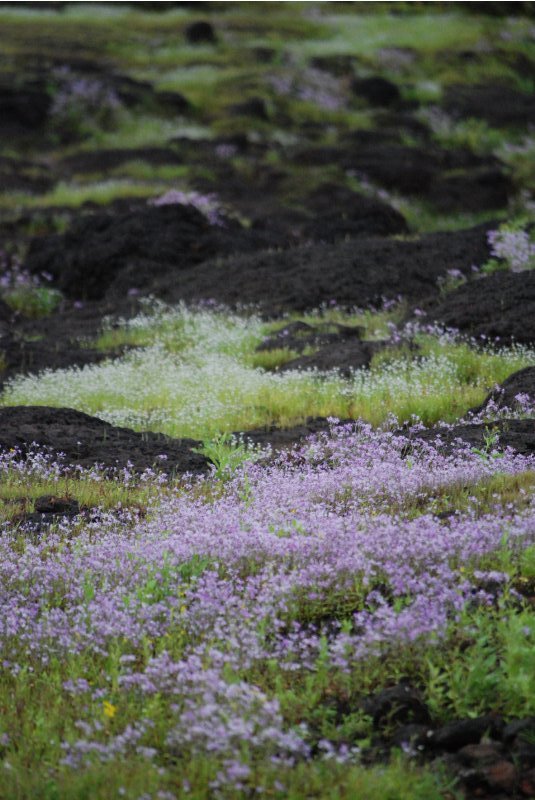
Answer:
xmin=107 ymin=162 xmax=190 ymax=182
xmin=75 ymin=114 xmax=213 ymax=153
xmin=2 ymin=306 xmax=534 ymax=439
xmin=289 ymin=12 xmax=498 ymax=60
xmin=0 ymin=179 xmax=170 ymax=211
xmin=0 ymin=472 xmax=166 ymax=526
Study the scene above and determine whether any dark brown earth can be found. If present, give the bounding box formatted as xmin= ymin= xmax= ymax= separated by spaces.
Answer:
xmin=293 ymin=140 xmax=512 ymax=212
xmin=0 ymin=406 xmax=209 ymax=474
xmin=470 ymin=367 xmax=535 ymax=414
xmin=236 ymin=417 xmax=337 ymax=451
xmin=0 ymin=64 xmax=189 ymax=145
xmin=256 ymin=318 xmax=395 ymax=376
xmin=424 ymin=271 xmax=535 ymax=345
xmin=358 ymin=683 xmax=535 ymax=798
xmin=19 ymin=208 xmax=492 ymax=314
xmin=136 ymin=224 xmax=492 ymax=313
xmin=443 ymin=82 xmax=535 ymax=128
xmin=24 ymin=203 xmax=282 ymax=301
xmin=277 ymin=339 xmax=387 ymax=376
xmin=409 ymin=419 xmax=535 ymax=457
xmin=256 ymin=320 xmax=366 ymax=354
xmin=0 ymin=334 xmax=122 ymax=393
xmin=331 ymin=682 xmax=535 ymax=799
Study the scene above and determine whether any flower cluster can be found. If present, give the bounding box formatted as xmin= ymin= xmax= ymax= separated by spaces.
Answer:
xmin=0 ymin=251 xmax=51 ymax=294
xmin=268 ymin=67 xmax=346 ymax=111
xmin=149 ymin=189 xmax=226 ymax=226
xmin=1 ymin=421 xmax=534 ymax=788
xmin=0 ymin=250 xmax=60 ymax=317
xmin=1 ymin=424 xmax=533 ymax=662
xmin=487 ymin=226 xmax=535 ymax=272
xmin=49 ymin=66 xmax=122 ymax=137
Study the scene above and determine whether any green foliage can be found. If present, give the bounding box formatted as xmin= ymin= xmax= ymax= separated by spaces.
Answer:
xmin=193 ymin=432 xmax=261 ymax=479
xmin=425 ymin=606 xmax=535 ymax=720
xmin=471 ymin=426 xmax=505 ymax=462
xmin=2 ymin=285 xmax=63 ymax=318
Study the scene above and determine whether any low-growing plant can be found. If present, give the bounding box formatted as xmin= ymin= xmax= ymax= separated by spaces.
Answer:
xmin=471 ymin=426 xmax=504 ymax=462
xmin=48 ymin=65 xmax=123 ymax=142
xmin=425 ymin=606 xmax=535 ymax=720
xmin=5 ymin=307 xmax=535 ymax=438
xmin=483 ymin=222 xmax=535 ymax=274
xmin=193 ymin=432 xmax=261 ymax=479
xmin=0 ymin=252 xmax=63 ymax=318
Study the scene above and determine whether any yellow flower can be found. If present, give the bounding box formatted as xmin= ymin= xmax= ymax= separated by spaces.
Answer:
xmin=103 ymin=700 xmax=117 ymax=719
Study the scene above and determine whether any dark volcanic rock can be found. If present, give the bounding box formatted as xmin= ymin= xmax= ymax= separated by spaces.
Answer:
xmin=15 ymin=298 xmax=143 ymax=352
xmin=0 ymin=406 xmax=208 ymax=474
xmin=346 ymin=144 xmax=507 ymax=206
xmin=362 ymin=683 xmax=432 ymax=728
xmin=228 ymin=97 xmax=269 ymax=120
xmin=470 ymin=367 xmax=535 ymax=415
xmin=17 ymin=495 xmax=83 ymax=531
xmin=150 ymin=224 xmax=491 ymax=314
xmin=296 ymin=141 xmax=510 ymax=212
xmin=296 ymin=143 xmax=436 ymax=193
xmin=502 ymin=717 xmax=535 ymax=745
xmin=24 ymin=204 xmax=277 ymax=300
xmin=154 ymin=89 xmax=190 ymax=115
xmin=0 ymin=298 xmax=14 ymax=329
xmin=426 ymin=270 xmax=535 ymax=344
xmin=443 ymin=83 xmax=535 ymax=128
xmin=391 ymin=723 xmax=434 ymax=750
xmin=278 ymin=339 xmax=386 ymax=377
xmin=430 ymin=167 xmax=512 ymax=213
xmin=0 ymin=78 xmax=51 ymax=136
xmin=351 ymin=76 xmax=401 ymax=107
xmin=34 ymin=495 xmax=81 ymax=515
xmin=429 ymin=716 xmax=504 ymax=751
xmin=0 ymin=334 xmax=116 ymax=391
xmin=0 ymin=156 xmax=54 ymax=194
xmin=457 ymin=742 xmax=505 ymax=767
xmin=0 ymin=62 xmax=190 ymax=147
xmin=374 ymin=111 xmax=431 ymax=142
xmin=302 ymin=184 xmax=407 ymax=240
xmin=411 ymin=419 xmax=535 ymax=457
xmin=364 ymin=145 xmax=453 ymax=194
xmin=60 ymin=147 xmax=183 ymax=174
xmin=310 ymin=54 xmax=357 ymax=77
xmin=236 ymin=417 xmax=341 ymax=452
xmin=184 ymin=20 xmax=217 ymax=43
xmin=257 ymin=320 xmax=365 ymax=354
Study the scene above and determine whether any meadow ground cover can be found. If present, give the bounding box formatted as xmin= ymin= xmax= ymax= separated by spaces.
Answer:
xmin=2 ymin=2 xmax=535 ymax=797
xmin=1 ymin=421 xmax=535 ymax=798
xmin=1 ymin=303 xmax=535 ymax=798
xmin=3 ymin=304 xmax=535 ymax=438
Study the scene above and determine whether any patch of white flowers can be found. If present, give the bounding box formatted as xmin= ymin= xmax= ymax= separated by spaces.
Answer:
xmin=2 ymin=305 xmax=535 ymax=438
